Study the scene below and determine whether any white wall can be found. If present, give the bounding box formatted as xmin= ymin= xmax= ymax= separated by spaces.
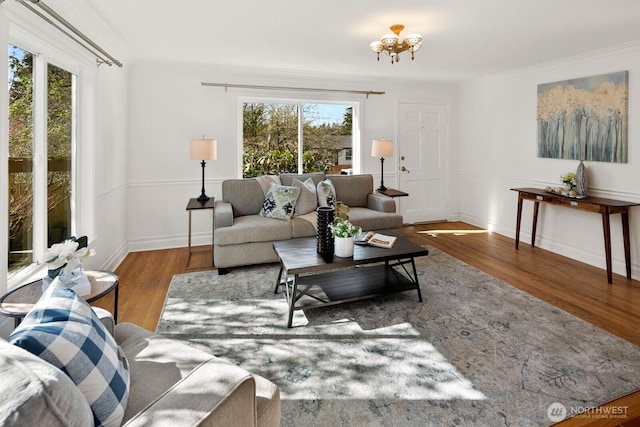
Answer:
xmin=85 ymin=65 xmax=129 ymax=273
xmin=126 ymin=61 xmax=459 ymax=251
xmin=459 ymin=42 xmax=640 ymax=278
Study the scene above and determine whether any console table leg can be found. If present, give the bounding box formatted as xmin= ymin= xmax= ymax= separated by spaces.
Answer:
xmin=621 ymin=209 xmax=632 ymax=280
xmin=601 ymin=209 xmax=613 ymax=284
xmin=531 ymin=201 xmax=540 ymax=247
xmin=515 ymin=195 xmax=523 ymax=249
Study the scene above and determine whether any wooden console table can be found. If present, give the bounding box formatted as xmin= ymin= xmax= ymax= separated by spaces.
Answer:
xmin=511 ymin=188 xmax=639 ymax=284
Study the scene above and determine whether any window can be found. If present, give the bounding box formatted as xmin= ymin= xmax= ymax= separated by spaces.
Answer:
xmin=242 ymin=101 xmax=354 ymax=177
xmin=8 ymin=44 xmax=75 ymax=273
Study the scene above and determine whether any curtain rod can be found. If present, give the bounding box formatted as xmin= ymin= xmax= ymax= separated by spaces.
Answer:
xmin=201 ymin=82 xmax=385 ymax=98
xmin=16 ymin=0 xmax=123 ymax=67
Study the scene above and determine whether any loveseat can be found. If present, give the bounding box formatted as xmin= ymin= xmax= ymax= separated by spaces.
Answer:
xmin=1 ymin=309 xmax=280 ymax=426
xmin=214 ymin=172 xmax=403 ymax=271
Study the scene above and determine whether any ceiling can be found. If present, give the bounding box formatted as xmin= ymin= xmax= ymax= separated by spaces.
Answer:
xmin=82 ymin=0 xmax=640 ymax=81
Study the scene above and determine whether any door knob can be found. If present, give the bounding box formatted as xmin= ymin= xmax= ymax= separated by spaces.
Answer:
xmin=400 ymin=156 xmax=405 ymax=160
xmin=401 ymin=166 xmax=410 ymax=173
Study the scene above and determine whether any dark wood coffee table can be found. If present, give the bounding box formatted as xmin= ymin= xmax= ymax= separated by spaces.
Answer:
xmin=273 ymin=231 xmax=428 ymax=327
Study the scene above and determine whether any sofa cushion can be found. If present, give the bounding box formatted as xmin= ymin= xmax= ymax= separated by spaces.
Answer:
xmin=328 ymin=174 xmax=373 ymax=207
xmin=215 ymin=215 xmax=294 ymax=245
xmin=317 ymin=179 xmax=336 ymax=207
xmin=9 ymin=285 xmax=130 ymax=427
xmin=222 ymin=179 xmax=265 ymax=217
xmin=292 ymin=177 xmax=317 ymax=216
xmin=0 ymin=338 xmax=93 ymax=427
xmin=259 ymin=185 xmax=300 ymax=220
xmin=291 ymin=214 xmax=318 ymax=238
xmin=255 ymin=175 xmax=281 ymax=195
xmin=279 ymin=172 xmax=325 ymax=187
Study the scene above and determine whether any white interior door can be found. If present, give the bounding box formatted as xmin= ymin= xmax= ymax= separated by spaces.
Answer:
xmin=397 ymin=102 xmax=449 ymax=224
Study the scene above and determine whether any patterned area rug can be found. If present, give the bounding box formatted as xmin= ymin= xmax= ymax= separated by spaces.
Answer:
xmin=157 ymin=247 xmax=640 ymax=426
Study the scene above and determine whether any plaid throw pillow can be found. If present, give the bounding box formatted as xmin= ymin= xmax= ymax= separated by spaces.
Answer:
xmin=9 ymin=285 xmax=130 ymax=427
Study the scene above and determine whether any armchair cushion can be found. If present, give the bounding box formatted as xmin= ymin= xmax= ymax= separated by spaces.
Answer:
xmin=9 ymin=286 xmax=130 ymax=427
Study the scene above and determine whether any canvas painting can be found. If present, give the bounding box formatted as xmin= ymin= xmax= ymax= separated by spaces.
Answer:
xmin=537 ymin=71 xmax=628 ymax=163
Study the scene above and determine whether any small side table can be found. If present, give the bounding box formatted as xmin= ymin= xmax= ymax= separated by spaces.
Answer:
xmin=0 ymin=270 xmax=119 ymax=327
xmin=186 ymin=198 xmax=216 ymax=269
xmin=377 ymin=188 xmax=409 ymax=198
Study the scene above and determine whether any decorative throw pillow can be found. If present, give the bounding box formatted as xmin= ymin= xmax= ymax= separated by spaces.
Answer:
xmin=9 ymin=285 xmax=130 ymax=427
xmin=317 ymin=179 xmax=336 ymax=207
xmin=292 ymin=177 xmax=318 ymax=216
xmin=259 ymin=185 xmax=301 ymax=220
xmin=0 ymin=338 xmax=94 ymax=426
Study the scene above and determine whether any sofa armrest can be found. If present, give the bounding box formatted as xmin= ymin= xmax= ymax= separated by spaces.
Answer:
xmin=367 ymin=193 xmax=397 ymax=213
xmin=123 ymin=358 xmax=257 ymax=427
xmin=214 ymin=201 xmax=234 ymax=229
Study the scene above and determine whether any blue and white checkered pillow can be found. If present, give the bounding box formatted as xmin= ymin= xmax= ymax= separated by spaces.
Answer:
xmin=9 ymin=285 xmax=129 ymax=427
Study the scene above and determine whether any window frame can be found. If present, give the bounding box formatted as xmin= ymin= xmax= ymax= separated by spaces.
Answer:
xmin=237 ymin=95 xmax=362 ymax=178
xmin=3 ymin=16 xmax=96 ymax=291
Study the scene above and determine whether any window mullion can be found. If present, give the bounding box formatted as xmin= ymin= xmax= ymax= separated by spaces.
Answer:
xmin=297 ymin=103 xmax=303 ymax=173
xmin=31 ymin=53 xmax=47 ymax=263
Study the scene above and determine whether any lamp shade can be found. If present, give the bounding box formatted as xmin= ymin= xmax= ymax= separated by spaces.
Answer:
xmin=371 ymin=139 xmax=393 ymax=158
xmin=190 ymin=139 xmax=217 ymax=160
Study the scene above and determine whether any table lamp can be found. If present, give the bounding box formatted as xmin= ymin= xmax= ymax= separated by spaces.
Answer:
xmin=190 ymin=138 xmax=217 ymax=202
xmin=371 ymin=139 xmax=393 ymax=191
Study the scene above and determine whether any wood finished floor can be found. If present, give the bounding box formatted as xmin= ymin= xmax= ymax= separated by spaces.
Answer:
xmin=91 ymin=221 xmax=640 ymax=427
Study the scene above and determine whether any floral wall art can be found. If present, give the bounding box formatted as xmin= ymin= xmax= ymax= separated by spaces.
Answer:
xmin=537 ymin=71 xmax=628 ymax=163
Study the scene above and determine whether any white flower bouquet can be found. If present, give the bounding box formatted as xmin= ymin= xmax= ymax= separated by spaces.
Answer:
xmin=45 ymin=236 xmax=95 ymax=292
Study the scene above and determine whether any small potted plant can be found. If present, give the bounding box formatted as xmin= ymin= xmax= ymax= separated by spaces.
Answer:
xmin=330 ymin=218 xmax=361 ymax=257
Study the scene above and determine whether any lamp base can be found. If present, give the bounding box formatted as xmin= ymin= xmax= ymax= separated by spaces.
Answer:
xmin=377 ymin=185 xmax=387 ymax=192
xmin=197 ymin=194 xmax=210 ymax=202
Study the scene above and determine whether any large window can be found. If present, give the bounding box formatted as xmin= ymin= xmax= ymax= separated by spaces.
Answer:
xmin=242 ymin=101 xmax=354 ymax=177
xmin=8 ymin=44 xmax=75 ymax=272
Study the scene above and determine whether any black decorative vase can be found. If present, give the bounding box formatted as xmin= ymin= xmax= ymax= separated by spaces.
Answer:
xmin=316 ymin=206 xmax=334 ymax=256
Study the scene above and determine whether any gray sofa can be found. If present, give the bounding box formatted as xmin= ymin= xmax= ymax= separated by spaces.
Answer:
xmin=214 ymin=172 xmax=403 ymax=271
xmin=0 ymin=321 xmax=281 ymax=426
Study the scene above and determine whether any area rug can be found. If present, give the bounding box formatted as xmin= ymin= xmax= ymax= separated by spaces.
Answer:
xmin=157 ymin=247 xmax=640 ymax=426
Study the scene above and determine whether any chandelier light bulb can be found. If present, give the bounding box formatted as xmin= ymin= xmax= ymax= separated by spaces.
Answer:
xmin=381 ymin=33 xmax=398 ymax=49
xmin=369 ymin=41 xmax=384 ymax=53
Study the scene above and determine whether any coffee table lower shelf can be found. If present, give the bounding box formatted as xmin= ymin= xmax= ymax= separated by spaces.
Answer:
xmin=278 ymin=262 xmax=422 ymax=328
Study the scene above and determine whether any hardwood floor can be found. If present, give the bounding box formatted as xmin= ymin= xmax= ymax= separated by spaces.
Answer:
xmin=91 ymin=221 xmax=640 ymax=427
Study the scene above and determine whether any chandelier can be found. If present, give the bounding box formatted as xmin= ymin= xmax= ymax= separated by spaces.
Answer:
xmin=369 ymin=24 xmax=422 ymax=64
